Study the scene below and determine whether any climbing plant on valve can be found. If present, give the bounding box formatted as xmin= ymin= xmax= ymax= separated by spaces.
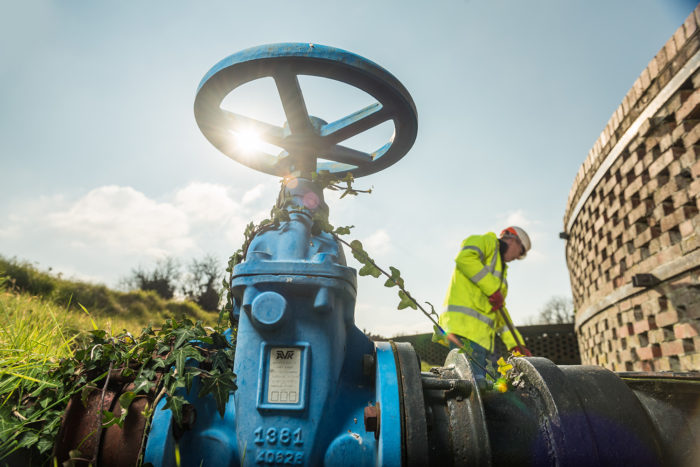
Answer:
xmin=50 ymin=43 xmax=700 ymax=467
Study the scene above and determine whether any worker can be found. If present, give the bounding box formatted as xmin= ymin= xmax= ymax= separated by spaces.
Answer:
xmin=437 ymin=226 xmax=532 ymax=379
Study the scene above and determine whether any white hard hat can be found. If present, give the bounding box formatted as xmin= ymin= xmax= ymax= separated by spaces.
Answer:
xmin=500 ymin=226 xmax=531 ymax=259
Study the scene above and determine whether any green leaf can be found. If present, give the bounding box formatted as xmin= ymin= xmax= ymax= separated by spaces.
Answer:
xmin=461 ymin=340 xmax=473 ymax=355
xmin=243 ymin=222 xmax=255 ymax=238
xmin=166 ymin=346 xmax=204 ymax=377
xmin=17 ymin=431 xmax=39 ymax=449
xmin=172 ymin=326 xmax=195 ymax=350
xmin=68 ymin=449 xmax=84 ymax=461
xmin=397 ymin=290 xmax=417 ymax=310
xmin=89 ymin=329 xmax=107 ymax=340
xmin=348 ymin=240 xmax=382 ymax=278
xmin=349 ymin=240 xmax=367 ymax=261
xmin=485 ymin=361 xmax=497 ymax=380
xmin=183 ymin=368 xmax=203 ymax=393
xmin=118 ymin=391 xmax=137 ymax=412
xmin=36 ymin=436 xmax=54 ymax=454
xmin=101 ymin=409 xmax=123 ymax=429
xmin=333 ymin=225 xmax=354 ymax=235
xmin=494 ymin=377 xmax=509 ymax=393
xmin=80 ymin=386 xmax=94 ymax=408
xmin=432 ymin=325 xmax=448 ymax=345
xmin=351 ymin=239 xmax=366 ymax=255
xmin=151 ymin=358 xmax=166 ymax=371
xmin=359 ymin=263 xmax=382 ymax=278
xmin=211 ymin=332 xmax=229 ymax=349
xmin=198 ymin=370 xmax=237 ymax=418
xmin=210 ymin=348 xmax=235 ymax=373
xmin=163 ymin=395 xmax=187 ymax=427
xmin=197 ymin=335 xmax=213 ymax=346
xmin=383 ymin=266 xmax=404 ymax=288
xmin=132 ymin=375 xmax=155 ymax=394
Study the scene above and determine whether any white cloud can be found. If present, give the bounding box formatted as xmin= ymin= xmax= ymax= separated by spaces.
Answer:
xmin=48 ymin=185 xmax=194 ymax=258
xmin=363 ymin=229 xmax=392 ymax=256
xmin=242 ymin=184 xmax=267 ymax=205
xmin=503 ymin=209 xmax=535 ymax=230
xmin=174 ymin=182 xmax=240 ymax=223
xmin=0 ymin=182 xmax=278 ymax=286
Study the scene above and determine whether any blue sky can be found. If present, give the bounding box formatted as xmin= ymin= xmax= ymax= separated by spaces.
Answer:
xmin=1 ymin=1 xmax=696 ymax=336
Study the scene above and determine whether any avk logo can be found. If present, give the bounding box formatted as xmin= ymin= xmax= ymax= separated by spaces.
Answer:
xmin=276 ymin=350 xmax=296 ymax=360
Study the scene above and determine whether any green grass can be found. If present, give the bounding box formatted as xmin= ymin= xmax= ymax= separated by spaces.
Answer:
xmin=0 ymin=258 xmax=222 ymax=463
xmin=0 ymin=291 xmax=78 ymax=461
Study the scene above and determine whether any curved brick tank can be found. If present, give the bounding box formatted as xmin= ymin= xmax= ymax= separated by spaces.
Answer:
xmin=564 ymin=7 xmax=700 ymax=372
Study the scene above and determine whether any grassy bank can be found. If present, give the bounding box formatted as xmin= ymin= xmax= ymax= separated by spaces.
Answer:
xmin=0 ymin=258 xmax=223 ymax=463
xmin=0 ymin=256 xmax=217 ymax=333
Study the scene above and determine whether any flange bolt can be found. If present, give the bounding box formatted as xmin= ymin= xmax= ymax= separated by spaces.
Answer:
xmin=363 ymin=404 xmax=380 ymax=439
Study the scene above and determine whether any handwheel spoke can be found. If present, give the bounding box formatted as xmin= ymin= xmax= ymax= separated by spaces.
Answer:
xmin=220 ymin=110 xmax=285 ymax=145
xmin=195 ymin=43 xmax=418 ymax=178
xmin=320 ymin=103 xmax=390 ymax=144
xmin=274 ymin=72 xmax=313 ymax=134
xmin=244 ymin=151 xmax=282 ymax=173
xmin=320 ymin=145 xmax=373 ymax=167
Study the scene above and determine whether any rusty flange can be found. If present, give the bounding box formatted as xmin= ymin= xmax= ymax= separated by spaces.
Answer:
xmin=53 ymin=379 xmax=156 ymax=466
xmin=53 ymin=388 xmax=118 ymax=465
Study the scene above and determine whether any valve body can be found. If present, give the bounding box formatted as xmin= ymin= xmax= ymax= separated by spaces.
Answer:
xmin=138 ymin=181 xmax=700 ymax=466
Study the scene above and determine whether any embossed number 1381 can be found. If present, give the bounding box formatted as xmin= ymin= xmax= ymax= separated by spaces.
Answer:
xmin=254 ymin=427 xmax=303 ymax=446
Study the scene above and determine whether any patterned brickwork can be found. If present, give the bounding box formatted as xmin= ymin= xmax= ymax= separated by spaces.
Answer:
xmin=575 ymin=272 xmax=700 ymax=371
xmin=564 ymin=7 xmax=700 ymax=372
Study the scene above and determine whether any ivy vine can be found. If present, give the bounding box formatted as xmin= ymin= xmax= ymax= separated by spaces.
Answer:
xmin=221 ymin=171 xmax=505 ymax=385
xmin=2 ymin=312 xmax=237 ymax=464
xmin=6 ymin=172 xmax=520 ymax=465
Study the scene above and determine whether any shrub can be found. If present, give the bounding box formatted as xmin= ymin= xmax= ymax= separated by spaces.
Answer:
xmin=0 ymin=256 xmax=218 ymax=329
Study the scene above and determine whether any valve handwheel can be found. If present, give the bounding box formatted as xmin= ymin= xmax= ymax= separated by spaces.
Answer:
xmin=194 ymin=43 xmax=417 ymax=178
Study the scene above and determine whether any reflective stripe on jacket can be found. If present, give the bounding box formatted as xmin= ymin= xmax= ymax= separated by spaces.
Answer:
xmin=438 ymin=232 xmax=524 ymax=352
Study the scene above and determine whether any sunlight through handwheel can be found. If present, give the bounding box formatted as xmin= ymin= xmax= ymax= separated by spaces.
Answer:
xmin=194 ymin=43 xmax=417 ymax=178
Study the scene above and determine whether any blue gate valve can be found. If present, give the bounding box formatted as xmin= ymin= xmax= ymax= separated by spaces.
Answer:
xmin=50 ymin=41 xmax=700 ymax=467
xmin=143 ymin=43 xmax=421 ymax=466
xmin=120 ymin=41 xmax=700 ymax=467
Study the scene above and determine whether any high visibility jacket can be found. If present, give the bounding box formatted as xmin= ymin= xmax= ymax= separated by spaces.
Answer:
xmin=438 ymin=232 xmax=524 ymax=352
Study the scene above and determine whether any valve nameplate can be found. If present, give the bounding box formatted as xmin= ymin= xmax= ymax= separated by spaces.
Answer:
xmin=268 ymin=347 xmax=301 ymax=404
xmin=257 ymin=342 xmax=310 ymax=411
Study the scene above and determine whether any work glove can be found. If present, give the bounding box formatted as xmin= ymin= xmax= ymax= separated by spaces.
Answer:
xmin=488 ymin=290 xmax=504 ymax=310
xmin=511 ymin=345 xmax=533 ymax=357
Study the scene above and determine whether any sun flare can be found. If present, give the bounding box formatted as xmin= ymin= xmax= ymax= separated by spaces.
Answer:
xmin=233 ymin=128 xmax=262 ymax=153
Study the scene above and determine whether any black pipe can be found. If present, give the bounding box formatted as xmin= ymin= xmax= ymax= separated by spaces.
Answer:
xmin=413 ymin=350 xmax=700 ymax=466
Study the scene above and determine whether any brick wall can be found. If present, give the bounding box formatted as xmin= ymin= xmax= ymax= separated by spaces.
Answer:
xmin=564 ymin=7 xmax=700 ymax=372
xmin=392 ymin=324 xmax=581 ymax=366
